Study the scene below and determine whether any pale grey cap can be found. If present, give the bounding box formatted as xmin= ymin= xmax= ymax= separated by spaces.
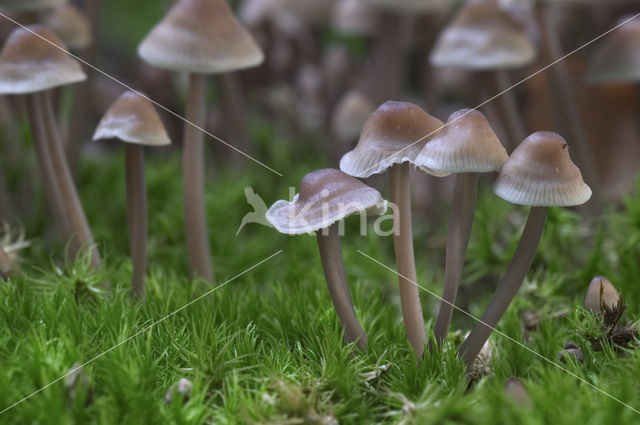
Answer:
xmin=266 ymin=168 xmax=387 ymax=234
xmin=340 ymin=101 xmax=444 ymax=178
xmin=586 ymin=15 xmax=640 ymax=84
xmin=42 ymin=4 xmax=92 ymax=50
xmin=415 ymin=109 xmax=508 ymax=177
xmin=138 ymin=0 xmax=264 ymax=74
xmin=0 ymin=25 xmax=86 ymax=94
xmin=332 ymin=0 xmax=379 ymax=36
xmin=331 ymin=89 xmax=376 ymax=142
xmin=493 ymin=132 xmax=592 ymax=207
xmin=93 ymin=91 xmax=171 ymax=147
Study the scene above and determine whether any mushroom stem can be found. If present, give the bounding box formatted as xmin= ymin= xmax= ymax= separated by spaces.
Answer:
xmin=0 ymin=245 xmax=10 ymax=277
xmin=494 ymin=70 xmax=527 ymax=150
xmin=316 ymin=222 xmax=367 ymax=349
xmin=458 ymin=206 xmax=548 ymax=367
xmin=38 ymin=90 xmax=101 ymax=268
xmin=432 ymin=172 xmax=478 ymax=347
xmin=183 ymin=72 xmax=214 ymax=282
xmin=24 ymin=93 xmax=71 ymax=240
xmin=125 ymin=144 xmax=148 ymax=298
xmin=218 ymin=73 xmax=251 ymax=163
xmin=389 ymin=163 xmax=425 ymax=356
xmin=0 ymin=164 xmax=12 ymax=221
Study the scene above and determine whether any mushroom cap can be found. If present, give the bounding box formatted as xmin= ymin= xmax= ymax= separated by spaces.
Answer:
xmin=331 ymin=89 xmax=376 ymax=142
xmin=586 ymin=15 xmax=640 ymax=84
xmin=430 ymin=0 xmax=536 ymax=70
xmin=363 ymin=0 xmax=451 ymax=14
xmin=1 ymin=0 xmax=66 ymax=12
xmin=584 ymin=276 xmax=620 ymax=313
xmin=504 ymin=377 xmax=533 ymax=408
xmin=138 ymin=0 xmax=264 ymax=74
xmin=42 ymin=4 xmax=92 ymax=50
xmin=415 ymin=108 xmax=508 ymax=176
xmin=493 ymin=131 xmax=592 ymax=207
xmin=340 ymin=100 xmax=444 ymax=178
xmin=0 ymin=25 xmax=86 ymax=94
xmin=331 ymin=0 xmax=379 ymax=36
xmin=93 ymin=91 xmax=171 ymax=147
xmin=266 ymin=168 xmax=387 ymax=234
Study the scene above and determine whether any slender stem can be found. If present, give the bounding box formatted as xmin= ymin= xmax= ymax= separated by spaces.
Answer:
xmin=389 ymin=163 xmax=425 ymax=356
xmin=183 ymin=73 xmax=214 ymax=282
xmin=25 ymin=94 xmax=72 ymax=240
xmin=126 ymin=144 xmax=147 ymax=298
xmin=38 ymin=91 xmax=101 ymax=268
xmin=432 ymin=173 xmax=478 ymax=347
xmin=218 ymin=74 xmax=251 ymax=164
xmin=494 ymin=70 xmax=528 ymax=150
xmin=316 ymin=222 xmax=367 ymax=349
xmin=0 ymin=245 xmax=9 ymax=279
xmin=539 ymin=3 xmax=601 ymax=212
xmin=458 ymin=207 xmax=548 ymax=367
xmin=0 ymin=163 xmax=12 ymax=221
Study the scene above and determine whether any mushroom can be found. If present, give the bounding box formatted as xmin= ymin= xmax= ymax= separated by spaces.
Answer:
xmin=42 ymin=3 xmax=92 ymax=51
xmin=0 ymin=0 xmax=65 ymax=12
xmin=340 ymin=101 xmax=444 ymax=356
xmin=504 ymin=377 xmax=533 ymax=409
xmin=266 ymin=169 xmax=387 ymax=349
xmin=415 ymin=109 xmax=508 ymax=347
xmin=93 ymin=91 xmax=171 ymax=297
xmin=458 ymin=131 xmax=591 ymax=367
xmin=330 ymin=89 xmax=376 ymax=161
xmin=0 ymin=25 xmax=101 ymax=267
xmin=331 ymin=0 xmax=379 ymax=37
xmin=584 ymin=276 xmax=620 ymax=313
xmin=138 ymin=0 xmax=264 ymax=282
xmin=430 ymin=0 xmax=535 ymax=150
xmin=0 ymin=245 xmax=10 ymax=280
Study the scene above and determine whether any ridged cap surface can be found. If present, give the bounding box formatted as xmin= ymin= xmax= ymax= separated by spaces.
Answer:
xmin=493 ymin=132 xmax=592 ymax=206
xmin=138 ymin=0 xmax=264 ymax=74
xmin=266 ymin=169 xmax=387 ymax=234
xmin=416 ymin=109 xmax=507 ymax=176
xmin=584 ymin=276 xmax=620 ymax=313
xmin=0 ymin=25 xmax=86 ymax=94
xmin=340 ymin=101 xmax=444 ymax=178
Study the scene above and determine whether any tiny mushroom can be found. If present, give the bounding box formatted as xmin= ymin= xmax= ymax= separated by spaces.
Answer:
xmin=340 ymin=100 xmax=444 ymax=356
xmin=93 ymin=91 xmax=171 ymax=298
xmin=0 ymin=25 xmax=101 ymax=268
xmin=266 ymin=168 xmax=387 ymax=349
xmin=584 ymin=276 xmax=620 ymax=313
xmin=0 ymin=245 xmax=10 ymax=279
xmin=415 ymin=109 xmax=508 ymax=347
xmin=458 ymin=132 xmax=591 ymax=367
xmin=504 ymin=377 xmax=533 ymax=409
xmin=138 ymin=0 xmax=264 ymax=282
xmin=331 ymin=89 xmax=376 ymax=159
xmin=331 ymin=0 xmax=379 ymax=37
xmin=1 ymin=0 xmax=66 ymax=12
xmin=42 ymin=3 xmax=92 ymax=51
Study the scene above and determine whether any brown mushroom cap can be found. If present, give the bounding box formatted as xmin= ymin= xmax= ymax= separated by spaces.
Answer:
xmin=331 ymin=89 xmax=376 ymax=142
xmin=0 ymin=25 xmax=86 ymax=94
xmin=93 ymin=91 xmax=171 ymax=147
xmin=430 ymin=0 xmax=536 ymax=70
xmin=415 ymin=108 xmax=508 ymax=176
xmin=266 ymin=169 xmax=387 ymax=234
xmin=584 ymin=276 xmax=620 ymax=313
xmin=586 ymin=15 xmax=640 ymax=84
xmin=1 ymin=0 xmax=65 ymax=12
xmin=331 ymin=0 xmax=379 ymax=36
xmin=138 ymin=0 xmax=264 ymax=74
xmin=493 ymin=131 xmax=592 ymax=207
xmin=339 ymin=101 xmax=444 ymax=178
xmin=42 ymin=4 xmax=92 ymax=50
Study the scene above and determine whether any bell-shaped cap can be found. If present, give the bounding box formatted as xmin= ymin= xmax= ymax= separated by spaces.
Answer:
xmin=363 ymin=0 xmax=451 ymax=14
xmin=138 ymin=0 xmax=264 ymax=74
xmin=0 ymin=25 xmax=86 ymax=94
xmin=430 ymin=0 xmax=536 ymax=70
xmin=266 ymin=169 xmax=387 ymax=234
xmin=584 ymin=276 xmax=620 ymax=313
xmin=586 ymin=15 xmax=640 ymax=84
xmin=1 ymin=0 xmax=65 ymax=11
xmin=493 ymin=132 xmax=592 ymax=206
xmin=332 ymin=0 xmax=378 ymax=36
xmin=340 ymin=101 xmax=444 ymax=178
xmin=42 ymin=4 xmax=92 ymax=50
xmin=416 ymin=108 xmax=508 ymax=177
xmin=93 ymin=91 xmax=171 ymax=146
xmin=331 ymin=89 xmax=376 ymax=142
xmin=504 ymin=377 xmax=533 ymax=409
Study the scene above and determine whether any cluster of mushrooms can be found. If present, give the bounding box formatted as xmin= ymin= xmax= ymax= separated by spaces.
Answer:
xmin=266 ymin=101 xmax=591 ymax=367
xmin=1 ymin=0 xmax=637 ymax=372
